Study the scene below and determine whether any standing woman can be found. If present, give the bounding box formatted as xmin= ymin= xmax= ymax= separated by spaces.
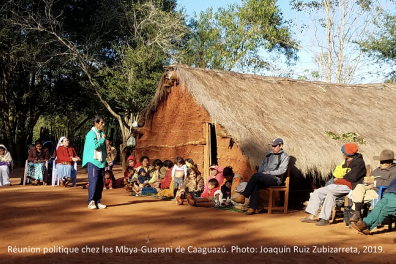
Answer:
xmin=82 ymin=115 xmax=107 ymax=210
xmin=56 ymin=137 xmax=81 ymax=187
xmin=27 ymin=140 xmax=50 ymax=185
xmin=0 ymin=144 xmax=13 ymax=186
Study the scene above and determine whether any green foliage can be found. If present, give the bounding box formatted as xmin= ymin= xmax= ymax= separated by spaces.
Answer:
xmin=325 ymin=131 xmax=366 ymax=144
xmin=359 ymin=13 xmax=396 ymax=79
xmin=98 ymin=44 xmax=166 ymax=115
xmin=182 ymin=0 xmax=298 ymax=72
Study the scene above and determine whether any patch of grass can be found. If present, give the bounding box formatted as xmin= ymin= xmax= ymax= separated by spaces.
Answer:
xmin=129 ymin=192 xmax=173 ymax=200
xmin=214 ymin=205 xmax=245 ymax=214
xmin=325 ymin=131 xmax=366 ymax=144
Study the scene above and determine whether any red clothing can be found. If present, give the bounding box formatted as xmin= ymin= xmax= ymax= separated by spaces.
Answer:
xmin=56 ymin=146 xmax=78 ymax=165
xmin=123 ymin=156 xmax=141 ymax=178
xmin=161 ymin=166 xmax=173 ymax=189
xmin=201 ymin=187 xmax=220 ymax=198
xmin=334 ymin=179 xmax=352 ymax=189
xmin=104 ymin=177 xmax=113 ymax=188
xmin=203 ymin=165 xmax=224 ymax=194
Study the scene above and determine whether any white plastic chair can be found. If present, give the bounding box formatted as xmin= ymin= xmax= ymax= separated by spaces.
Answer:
xmin=23 ymin=160 xmax=48 ymax=185
xmin=52 ymin=158 xmax=77 ymax=186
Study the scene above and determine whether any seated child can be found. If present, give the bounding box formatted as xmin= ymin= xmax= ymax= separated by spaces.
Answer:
xmin=202 ymin=164 xmax=224 ymax=195
xmin=172 ymin=157 xmax=187 ymax=197
xmin=185 ymin=158 xmax=201 ymax=175
xmin=187 ymin=178 xmax=220 ymax=207
xmin=220 ymin=180 xmax=232 ymax=202
xmin=176 ymin=167 xmax=204 ymax=205
xmin=138 ymin=168 xmax=150 ymax=187
xmin=131 ymin=168 xmax=159 ymax=196
xmin=103 ymin=171 xmax=113 ymax=190
xmin=159 ymin=160 xmax=174 ymax=190
xmin=148 ymin=159 xmax=164 ymax=189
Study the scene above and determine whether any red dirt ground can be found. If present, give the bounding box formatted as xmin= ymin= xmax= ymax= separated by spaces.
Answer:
xmin=1 ymin=166 xmax=395 ymax=264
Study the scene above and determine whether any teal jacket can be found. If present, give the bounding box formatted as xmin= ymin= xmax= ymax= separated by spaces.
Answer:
xmin=82 ymin=128 xmax=106 ymax=168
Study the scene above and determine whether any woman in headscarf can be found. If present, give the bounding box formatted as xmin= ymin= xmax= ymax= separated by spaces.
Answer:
xmin=27 ymin=140 xmax=50 ymax=185
xmin=56 ymin=137 xmax=81 ymax=187
xmin=0 ymin=144 xmax=13 ymax=186
xmin=116 ymin=156 xmax=141 ymax=188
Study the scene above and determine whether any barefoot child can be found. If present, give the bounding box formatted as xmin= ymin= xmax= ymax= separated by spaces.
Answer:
xmin=172 ymin=157 xmax=187 ymax=197
xmin=176 ymin=168 xmax=204 ymax=205
xmin=187 ymin=178 xmax=220 ymax=207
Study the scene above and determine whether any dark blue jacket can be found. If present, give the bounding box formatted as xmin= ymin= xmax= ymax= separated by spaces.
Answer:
xmin=385 ymin=176 xmax=396 ymax=194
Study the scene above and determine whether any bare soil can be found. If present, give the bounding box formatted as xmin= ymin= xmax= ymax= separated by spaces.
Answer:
xmin=1 ymin=165 xmax=395 ymax=264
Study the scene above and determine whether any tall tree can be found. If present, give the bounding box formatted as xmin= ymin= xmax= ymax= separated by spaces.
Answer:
xmin=6 ymin=0 xmax=187 ymax=161
xmin=0 ymin=0 xmax=90 ymax=164
xmin=182 ymin=0 xmax=298 ymax=73
xmin=290 ymin=0 xmax=388 ymax=84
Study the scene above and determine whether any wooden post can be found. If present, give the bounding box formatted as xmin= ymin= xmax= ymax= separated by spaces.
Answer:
xmin=203 ymin=123 xmax=210 ymax=183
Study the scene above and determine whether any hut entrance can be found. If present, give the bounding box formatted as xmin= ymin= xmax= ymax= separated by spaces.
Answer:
xmin=209 ymin=123 xmax=218 ymax=165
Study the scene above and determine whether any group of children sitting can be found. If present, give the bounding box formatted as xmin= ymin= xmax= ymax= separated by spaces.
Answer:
xmin=118 ymin=156 xmax=234 ymax=208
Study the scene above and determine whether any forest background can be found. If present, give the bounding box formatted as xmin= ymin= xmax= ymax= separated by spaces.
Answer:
xmin=1 ymin=0 xmax=395 ymax=166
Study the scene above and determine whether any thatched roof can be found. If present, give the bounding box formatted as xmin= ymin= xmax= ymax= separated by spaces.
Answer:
xmin=141 ymin=64 xmax=396 ymax=178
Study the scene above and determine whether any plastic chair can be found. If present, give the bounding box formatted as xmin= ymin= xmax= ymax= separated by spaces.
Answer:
xmin=52 ymin=158 xmax=77 ymax=186
xmin=378 ymin=186 xmax=387 ymax=199
xmin=23 ymin=160 xmax=48 ymax=185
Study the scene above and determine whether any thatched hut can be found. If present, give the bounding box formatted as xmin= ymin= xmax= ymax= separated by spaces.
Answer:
xmin=136 ymin=64 xmax=396 ymax=186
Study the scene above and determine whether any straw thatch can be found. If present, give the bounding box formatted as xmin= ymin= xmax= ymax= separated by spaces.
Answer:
xmin=141 ymin=64 xmax=396 ymax=178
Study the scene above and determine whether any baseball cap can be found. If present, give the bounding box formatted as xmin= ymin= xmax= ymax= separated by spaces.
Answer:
xmin=268 ymin=138 xmax=284 ymax=146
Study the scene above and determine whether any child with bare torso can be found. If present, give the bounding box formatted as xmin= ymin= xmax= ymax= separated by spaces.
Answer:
xmin=172 ymin=157 xmax=187 ymax=197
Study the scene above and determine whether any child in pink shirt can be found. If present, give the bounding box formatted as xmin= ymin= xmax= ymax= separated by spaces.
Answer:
xmin=202 ymin=164 xmax=224 ymax=194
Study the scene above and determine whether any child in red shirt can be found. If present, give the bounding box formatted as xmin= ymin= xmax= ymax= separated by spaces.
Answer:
xmin=187 ymin=178 xmax=220 ymax=207
xmin=103 ymin=171 xmax=113 ymax=190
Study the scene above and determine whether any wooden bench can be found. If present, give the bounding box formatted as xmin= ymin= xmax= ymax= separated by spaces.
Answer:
xmin=263 ymin=166 xmax=290 ymax=214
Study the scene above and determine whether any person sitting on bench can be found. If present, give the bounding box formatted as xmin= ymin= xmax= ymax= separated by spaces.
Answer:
xmin=233 ymin=138 xmax=289 ymax=215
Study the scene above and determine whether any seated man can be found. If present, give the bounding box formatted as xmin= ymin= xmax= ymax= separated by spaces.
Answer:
xmin=350 ymin=149 xmax=396 ymax=222
xmin=300 ymin=143 xmax=366 ymax=226
xmin=351 ymin=174 xmax=396 ymax=235
xmin=233 ymin=138 xmax=290 ymax=215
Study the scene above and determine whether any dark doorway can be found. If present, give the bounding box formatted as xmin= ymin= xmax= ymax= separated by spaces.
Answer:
xmin=209 ymin=123 xmax=218 ymax=165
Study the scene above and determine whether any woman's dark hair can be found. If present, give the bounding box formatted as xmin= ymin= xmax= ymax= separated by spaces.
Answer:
xmin=174 ymin=156 xmax=185 ymax=164
xmin=35 ymin=140 xmax=42 ymax=146
xmin=223 ymin=166 xmax=234 ymax=177
xmin=208 ymin=178 xmax=219 ymax=188
xmin=92 ymin=115 xmax=104 ymax=126
xmin=0 ymin=146 xmax=5 ymax=151
xmin=163 ymin=160 xmax=174 ymax=169
xmin=153 ymin=159 xmax=163 ymax=167
xmin=140 ymin=156 xmax=149 ymax=163
xmin=186 ymin=158 xmax=194 ymax=165
xmin=187 ymin=167 xmax=196 ymax=176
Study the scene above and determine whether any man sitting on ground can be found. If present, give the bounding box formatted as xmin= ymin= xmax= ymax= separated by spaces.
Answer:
xmin=233 ymin=138 xmax=290 ymax=215
xmin=352 ymin=174 xmax=396 ymax=235
xmin=350 ymin=149 xmax=396 ymax=223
